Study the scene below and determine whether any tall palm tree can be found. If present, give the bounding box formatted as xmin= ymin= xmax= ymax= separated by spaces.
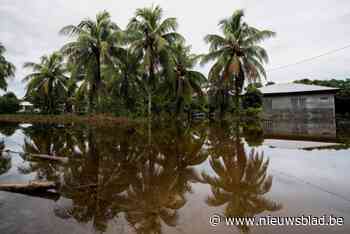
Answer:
xmin=23 ymin=52 xmax=68 ymax=114
xmin=170 ymin=42 xmax=207 ymax=114
xmin=0 ymin=42 xmax=15 ymax=91
xmin=201 ymin=10 xmax=275 ymax=114
xmin=60 ymin=11 xmax=121 ymax=112
xmin=127 ymin=5 xmax=184 ymax=118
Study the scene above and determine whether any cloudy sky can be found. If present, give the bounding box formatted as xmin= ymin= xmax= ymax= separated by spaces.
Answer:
xmin=1 ymin=0 xmax=350 ymax=97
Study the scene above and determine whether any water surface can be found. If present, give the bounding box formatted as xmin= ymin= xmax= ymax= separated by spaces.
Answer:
xmin=0 ymin=120 xmax=349 ymax=234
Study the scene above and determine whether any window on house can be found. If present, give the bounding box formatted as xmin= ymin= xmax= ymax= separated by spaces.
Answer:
xmin=291 ymin=96 xmax=307 ymax=109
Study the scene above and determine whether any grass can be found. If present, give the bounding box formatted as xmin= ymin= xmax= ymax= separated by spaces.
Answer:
xmin=0 ymin=114 xmax=142 ymax=127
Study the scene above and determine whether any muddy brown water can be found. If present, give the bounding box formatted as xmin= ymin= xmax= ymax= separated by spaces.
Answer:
xmin=0 ymin=121 xmax=349 ymax=234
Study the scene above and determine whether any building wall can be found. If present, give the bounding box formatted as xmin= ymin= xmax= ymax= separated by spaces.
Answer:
xmin=262 ymin=93 xmax=336 ymax=120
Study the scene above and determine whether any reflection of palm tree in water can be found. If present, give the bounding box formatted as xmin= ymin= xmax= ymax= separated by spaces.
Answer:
xmin=203 ymin=132 xmax=282 ymax=233
xmin=121 ymin=154 xmax=186 ymax=234
xmin=20 ymin=125 xmax=72 ymax=181
xmin=120 ymin=124 xmax=208 ymax=234
xmin=155 ymin=123 xmax=208 ymax=194
xmin=55 ymin=127 xmax=141 ymax=233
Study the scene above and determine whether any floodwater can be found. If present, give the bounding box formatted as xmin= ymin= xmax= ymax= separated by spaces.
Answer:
xmin=0 ymin=119 xmax=350 ymax=234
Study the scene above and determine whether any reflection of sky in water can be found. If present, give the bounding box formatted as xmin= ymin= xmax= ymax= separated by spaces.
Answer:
xmin=1 ymin=129 xmax=35 ymax=183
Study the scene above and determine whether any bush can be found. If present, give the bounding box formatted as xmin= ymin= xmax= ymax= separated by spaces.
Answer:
xmin=0 ymin=92 xmax=20 ymax=114
xmin=242 ymin=86 xmax=263 ymax=109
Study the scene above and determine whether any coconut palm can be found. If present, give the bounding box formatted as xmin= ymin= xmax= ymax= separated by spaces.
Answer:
xmin=170 ymin=42 xmax=207 ymax=114
xmin=23 ymin=52 xmax=68 ymax=114
xmin=127 ymin=5 xmax=184 ymax=118
xmin=201 ymin=10 xmax=275 ymax=115
xmin=60 ymin=11 xmax=121 ymax=112
xmin=108 ymin=47 xmax=144 ymax=114
xmin=202 ymin=137 xmax=282 ymax=233
xmin=0 ymin=42 xmax=15 ymax=91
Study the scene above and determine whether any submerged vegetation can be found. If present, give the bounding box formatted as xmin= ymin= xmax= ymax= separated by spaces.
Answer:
xmin=0 ymin=6 xmax=275 ymax=119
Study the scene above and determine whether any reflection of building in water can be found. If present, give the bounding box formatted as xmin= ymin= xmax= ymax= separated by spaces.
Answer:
xmin=263 ymin=118 xmax=337 ymax=140
xmin=259 ymin=83 xmax=339 ymax=120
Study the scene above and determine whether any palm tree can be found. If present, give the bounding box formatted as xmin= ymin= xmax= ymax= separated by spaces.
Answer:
xmin=201 ymin=10 xmax=275 ymax=115
xmin=170 ymin=42 xmax=207 ymax=115
xmin=60 ymin=11 xmax=121 ymax=112
xmin=0 ymin=42 xmax=15 ymax=91
xmin=108 ymin=47 xmax=144 ymax=114
xmin=127 ymin=5 xmax=184 ymax=118
xmin=23 ymin=52 xmax=68 ymax=114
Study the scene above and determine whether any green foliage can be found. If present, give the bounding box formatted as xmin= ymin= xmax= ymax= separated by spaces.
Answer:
xmin=201 ymin=9 xmax=275 ymax=116
xmin=0 ymin=42 xmax=15 ymax=91
xmin=0 ymin=92 xmax=20 ymax=114
xmin=23 ymin=52 xmax=68 ymax=114
xmin=242 ymin=85 xmax=263 ymax=109
xmin=19 ymin=7 xmax=273 ymax=120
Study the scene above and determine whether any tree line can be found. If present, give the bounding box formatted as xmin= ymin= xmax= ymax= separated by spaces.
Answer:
xmin=0 ymin=6 xmax=274 ymax=118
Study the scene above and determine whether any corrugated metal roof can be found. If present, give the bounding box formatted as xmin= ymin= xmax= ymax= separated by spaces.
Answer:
xmin=259 ymin=83 xmax=339 ymax=95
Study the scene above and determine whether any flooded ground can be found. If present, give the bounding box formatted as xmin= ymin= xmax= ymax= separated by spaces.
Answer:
xmin=0 ymin=120 xmax=350 ymax=234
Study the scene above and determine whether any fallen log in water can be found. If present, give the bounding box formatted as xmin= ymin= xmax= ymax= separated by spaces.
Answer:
xmin=4 ymin=150 xmax=69 ymax=164
xmin=0 ymin=181 xmax=60 ymax=201
xmin=26 ymin=154 xmax=69 ymax=164
xmin=0 ymin=181 xmax=57 ymax=192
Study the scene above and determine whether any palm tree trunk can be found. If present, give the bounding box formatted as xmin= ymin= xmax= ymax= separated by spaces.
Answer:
xmin=148 ymin=91 xmax=152 ymax=119
xmin=96 ymin=52 xmax=102 ymax=113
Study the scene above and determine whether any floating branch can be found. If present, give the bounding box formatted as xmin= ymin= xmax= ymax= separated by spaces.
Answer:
xmin=26 ymin=153 xmax=69 ymax=164
xmin=0 ymin=181 xmax=60 ymax=201
xmin=4 ymin=150 xmax=68 ymax=164
xmin=0 ymin=181 xmax=57 ymax=192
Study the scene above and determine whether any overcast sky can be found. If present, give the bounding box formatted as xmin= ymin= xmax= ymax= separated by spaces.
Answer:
xmin=1 ymin=0 xmax=350 ymax=97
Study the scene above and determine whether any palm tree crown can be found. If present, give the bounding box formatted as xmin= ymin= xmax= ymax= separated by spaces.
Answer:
xmin=201 ymin=10 xmax=275 ymax=113
xmin=0 ymin=43 xmax=16 ymax=91
xmin=23 ymin=52 xmax=68 ymax=113
xmin=127 ymin=5 xmax=184 ymax=117
xmin=60 ymin=11 xmax=121 ymax=112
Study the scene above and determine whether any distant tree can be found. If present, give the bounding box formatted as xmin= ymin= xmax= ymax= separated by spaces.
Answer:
xmin=0 ymin=42 xmax=15 ymax=91
xmin=242 ymin=85 xmax=263 ymax=109
xmin=0 ymin=92 xmax=20 ymax=114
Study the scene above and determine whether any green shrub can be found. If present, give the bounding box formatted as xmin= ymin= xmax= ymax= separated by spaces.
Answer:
xmin=0 ymin=92 xmax=20 ymax=114
xmin=242 ymin=86 xmax=263 ymax=109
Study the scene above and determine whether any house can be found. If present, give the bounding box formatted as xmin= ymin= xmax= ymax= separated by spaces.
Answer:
xmin=18 ymin=101 xmax=39 ymax=113
xmin=259 ymin=83 xmax=339 ymax=120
